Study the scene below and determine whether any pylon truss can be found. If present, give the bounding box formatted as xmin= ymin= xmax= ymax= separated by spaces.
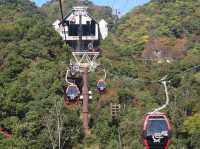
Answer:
xmin=111 ymin=103 xmax=121 ymax=119
xmin=71 ymin=52 xmax=100 ymax=72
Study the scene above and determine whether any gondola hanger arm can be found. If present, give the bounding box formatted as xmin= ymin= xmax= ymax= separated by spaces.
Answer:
xmin=65 ymin=69 xmax=74 ymax=85
xmin=152 ymin=76 xmax=170 ymax=113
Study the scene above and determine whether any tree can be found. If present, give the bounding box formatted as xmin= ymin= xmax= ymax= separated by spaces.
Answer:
xmin=43 ymin=99 xmax=82 ymax=149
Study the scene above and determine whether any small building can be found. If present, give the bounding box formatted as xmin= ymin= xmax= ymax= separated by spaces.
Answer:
xmin=53 ymin=6 xmax=108 ymax=51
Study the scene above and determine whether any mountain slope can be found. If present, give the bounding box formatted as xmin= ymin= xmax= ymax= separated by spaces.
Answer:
xmin=41 ymin=0 xmax=115 ymax=24
xmin=99 ymin=0 xmax=200 ymax=148
xmin=0 ymin=0 xmax=200 ymax=149
xmin=0 ymin=0 xmax=82 ymax=148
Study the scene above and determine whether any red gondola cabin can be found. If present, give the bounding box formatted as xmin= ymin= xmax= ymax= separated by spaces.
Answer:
xmin=143 ymin=112 xmax=172 ymax=149
xmin=0 ymin=128 xmax=11 ymax=139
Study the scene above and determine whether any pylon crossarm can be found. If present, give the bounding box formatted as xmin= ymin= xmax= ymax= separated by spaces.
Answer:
xmin=72 ymin=52 xmax=99 ymax=72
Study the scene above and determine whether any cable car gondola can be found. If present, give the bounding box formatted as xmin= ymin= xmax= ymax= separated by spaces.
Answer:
xmin=143 ymin=112 xmax=172 ymax=149
xmin=0 ymin=128 xmax=11 ymax=139
xmin=97 ymin=79 xmax=106 ymax=93
xmin=64 ymin=84 xmax=80 ymax=102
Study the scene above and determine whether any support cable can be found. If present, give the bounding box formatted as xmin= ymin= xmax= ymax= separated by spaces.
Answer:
xmin=111 ymin=65 xmax=200 ymax=113
xmin=127 ymin=64 xmax=200 ymax=84
xmin=58 ymin=0 xmax=67 ymax=41
xmin=59 ymin=0 xmax=64 ymax=21
xmin=169 ymin=64 xmax=200 ymax=80
xmin=147 ymin=64 xmax=200 ymax=113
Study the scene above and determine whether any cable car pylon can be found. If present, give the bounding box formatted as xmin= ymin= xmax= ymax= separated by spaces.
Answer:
xmin=82 ymin=66 xmax=89 ymax=132
xmin=54 ymin=0 xmax=108 ymax=135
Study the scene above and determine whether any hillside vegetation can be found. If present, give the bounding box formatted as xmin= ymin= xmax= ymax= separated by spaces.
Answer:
xmin=41 ymin=0 xmax=115 ymax=24
xmin=0 ymin=0 xmax=200 ymax=149
xmin=99 ymin=0 xmax=200 ymax=148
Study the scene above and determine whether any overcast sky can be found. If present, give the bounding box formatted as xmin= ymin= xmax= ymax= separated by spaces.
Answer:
xmin=33 ymin=0 xmax=149 ymax=15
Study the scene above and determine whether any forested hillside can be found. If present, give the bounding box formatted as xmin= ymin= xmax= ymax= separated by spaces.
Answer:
xmin=0 ymin=0 xmax=200 ymax=149
xmin=100 ymin=0 xmax=200 ymax=148
xmin=41 ymin=0 xmax=115 ymax=24
xmin=0 ymin=0 xmax=81 ymax=148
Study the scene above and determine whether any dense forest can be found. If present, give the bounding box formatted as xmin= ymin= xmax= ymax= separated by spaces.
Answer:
xmin=0 ymin=0 xmax=200 ymax=149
